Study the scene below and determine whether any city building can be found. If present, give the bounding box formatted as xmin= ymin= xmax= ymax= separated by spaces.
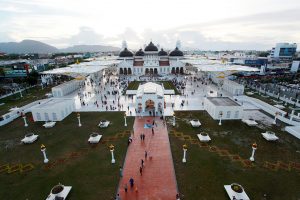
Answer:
xmin=117 ymin=41 xmax=185 ymax=75
xmin=270 ymin=43 xmax=297 ymax=60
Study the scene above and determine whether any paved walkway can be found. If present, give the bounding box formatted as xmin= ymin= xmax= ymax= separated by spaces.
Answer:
xmin=117 ymin=117 xmax=178 ymax=200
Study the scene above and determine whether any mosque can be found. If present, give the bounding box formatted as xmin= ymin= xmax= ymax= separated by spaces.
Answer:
xmin=117 ymin=41 xmax=186 ymax=75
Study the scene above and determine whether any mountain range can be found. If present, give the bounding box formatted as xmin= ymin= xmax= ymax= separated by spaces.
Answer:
xmin=0 ymin=40 xmax=120 ymax=54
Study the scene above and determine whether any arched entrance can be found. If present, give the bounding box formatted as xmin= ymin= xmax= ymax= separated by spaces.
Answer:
xmin=150 ymin=68 xmax=154 ymax=74
xmin=180 ymin=67 xmax=184 ymax=74
xmin=145 ymin=68 xmax=149 ymax=74
xmin=154 ymin=68 xmax=158 ymax=74
xmin=176 ymin=67 xmax=179 ymax=74
xmin=171 ymin=67 xmax=175 ymax=74
xmin=128 ymin=68 xmax=132 ymax=75
xmin=145 ymin=99 xmax=155 ymax=115
xmin=119 ymin=68 xmax=123 ymax=74
xmin=124 ymin=68 xmax=128 ymax=75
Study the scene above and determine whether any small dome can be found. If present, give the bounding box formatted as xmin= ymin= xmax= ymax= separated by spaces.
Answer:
xmin=119 ymin=48 xmax=133 ymax=57
xmin=158 ymin=48 xmax=168 ymax=56
xmin=169 ymin=47 xmax=183 ymax=57
xmin=135 ymin=49 xmax=144 ymax=56
xmin=144 ymin=42 xmax=158 ymax=51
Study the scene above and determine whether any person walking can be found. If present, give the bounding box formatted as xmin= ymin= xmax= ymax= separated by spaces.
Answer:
xmin=129 ymin=177 xmax=134 ymax=188
xmin=141 ymin=159 xmax=144 ymax=168
xmin=152 ymin=128 xmax=154 ymax=135
xmin=124 ymin=184 xmax=128 ymax=193
xmin=139 ymin=166 xmax=143 ymax=176
xmin=145 ymin=151 xmax=148 ymax=160
xmin=140 ymin=133 xmax=143 ymax=141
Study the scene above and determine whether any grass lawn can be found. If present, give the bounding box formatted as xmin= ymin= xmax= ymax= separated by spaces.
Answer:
xmin=126 ymin=81 xmax=180 ymax=94
xmin=0 ymin=112 xmax=134 ymax=200
xmin=168 ymin=111 xmax=300 ymax=200
xmin=0 ymin=86 xmax=52 ymax=116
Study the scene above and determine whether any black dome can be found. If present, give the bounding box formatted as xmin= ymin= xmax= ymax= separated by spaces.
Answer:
xmin=119 ymin=48 xmax=133 ymax=57
xmin=169 ymin=47 xmax=183 ymax=57
xmin=144 ymin=42 xmax=158 ymax=51
xmin=158 ymin=48 xmax=168 ymax=56
xmin=135 ymin=49 xmax=144 ymax=56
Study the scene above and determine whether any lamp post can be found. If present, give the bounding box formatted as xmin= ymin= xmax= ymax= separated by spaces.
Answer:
xmin=249 ymin=143 xmax=257 ymax=162
xmin=173 ymin=113 xmax=176 ymax=127
xmin=109 ymin=144 xmax=116 ymax=164
xmin=182 ymin=144 xmax=188 ymax=163
xmin=77 ymin=113 xmax=82 ymax=127
xmin=22 ymin=113 xmax=28 ymax=127
xmin=124 ymin=113 xmax=127 ymax=127
xmin=273 ymin=112 xmax=278 ymax=125
xmin=40 ymin=144 xmax=49 ymax=163
xmin=218 ymin=111 xmax=223 ymax=126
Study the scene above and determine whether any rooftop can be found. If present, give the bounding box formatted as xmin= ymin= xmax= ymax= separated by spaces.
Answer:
xmin=207 ymin=97 xmax=240 ymax=106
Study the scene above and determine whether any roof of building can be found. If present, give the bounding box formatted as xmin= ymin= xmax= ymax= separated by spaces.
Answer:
xmin=135 ymin=49 xmax=145 ymax=56
xmin=119 ymin=48 xmax=134 ymax=57
xmin=33 ymin=98 xmax=73 ymax=109
xmin=144 ymin=42 xmax=158 ymax=52
xmin=137 ymin=82 xmax=164 ymax=97
xmin=169 ymin=47 xmax=183 ymax=57
xmin=158 ymin=48 xmax=168 ymax=56
xmin=207 ymin=97 xmax=240 ymax=106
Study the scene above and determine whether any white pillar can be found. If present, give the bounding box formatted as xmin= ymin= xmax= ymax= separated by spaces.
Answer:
xmin=41 ymin=148 xmax=49 ymax=163
xmin=182 ymin=148 xmax=187 ymax=163
xmin=290 ymin=110 xmax=295 ymax=121
xmin=23 ymin=116 xmax=28 ymax=127
xmin=249 ymin=145 xmax=257 ymax=162
xmin=110 ymin=149 xmax=115 ymax=164
xmin=77 ymin=115 xmax=82 ymax=127
xmin=124 ymin=114 xmax=127 ymax=127
xmin=19 ymin=89 xmax=23 ymax=98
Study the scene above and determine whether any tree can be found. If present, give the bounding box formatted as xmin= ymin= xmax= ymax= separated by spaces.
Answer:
xmin=26 ymin=70 xmax=39 ymax=85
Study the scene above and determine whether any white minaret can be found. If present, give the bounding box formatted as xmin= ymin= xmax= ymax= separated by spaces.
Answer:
xmin=176 ymin=40 xmax=181 ymax=49
xmin=122 ymin=40 xmax=127 ymax=50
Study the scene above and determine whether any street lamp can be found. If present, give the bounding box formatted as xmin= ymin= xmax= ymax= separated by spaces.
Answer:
xmin=21 ymin=113 xmax=28 ymax=127
xmin=218 ymin=111 xmax=223 ymax=126
xmin=182 ymin=144 xmax=188 ymax=163
xmin=249 ymin=143 xmax=257 ymax=162
xmin=124 ymin=113 xmax=127 ymax=127
xmin=40 ymin=144 xmax=49 ymax=163
xmin=109 ymin=144 xmax=116 ymax=164
xmin=173 ymin=113 xmax=176 ymax=127
xmin=77 ymin=113 xmax=82 ymax=127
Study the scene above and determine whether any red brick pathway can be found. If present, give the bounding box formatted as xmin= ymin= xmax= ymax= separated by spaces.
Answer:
xmin=118 ymin=117 xmax=178 ymax=200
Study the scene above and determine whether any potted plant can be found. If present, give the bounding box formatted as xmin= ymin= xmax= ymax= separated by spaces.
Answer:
xmin=230 ymin=183 xmax=244 ymax=193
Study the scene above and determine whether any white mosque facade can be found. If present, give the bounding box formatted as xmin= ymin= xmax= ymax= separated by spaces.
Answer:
xmin=117 ymin=41 xmax=186 ymax=75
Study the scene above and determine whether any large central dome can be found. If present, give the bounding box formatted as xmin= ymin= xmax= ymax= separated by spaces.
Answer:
xmin=144 ymin=42 xmax=158 ymax=52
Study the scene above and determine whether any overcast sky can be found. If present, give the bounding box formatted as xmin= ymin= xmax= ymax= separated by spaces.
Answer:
xmin=0 ymin=0 xmax=300 ymax=50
